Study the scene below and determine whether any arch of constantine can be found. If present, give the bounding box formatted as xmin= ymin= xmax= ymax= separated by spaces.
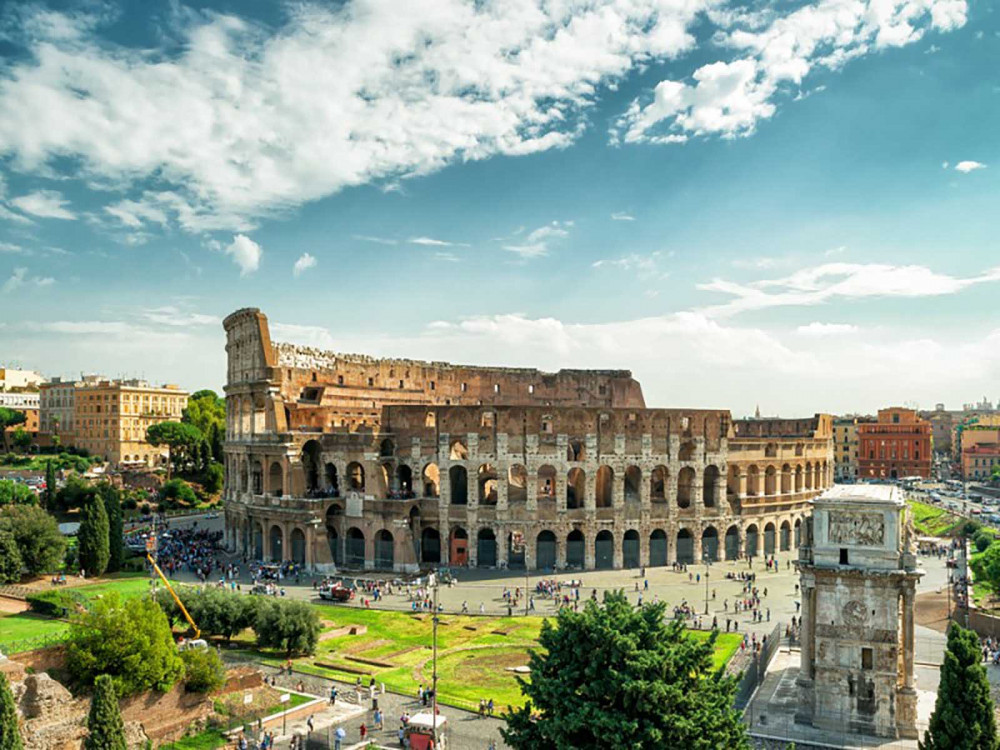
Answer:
xmin=222 ymin=308 xmax=834 ymax=572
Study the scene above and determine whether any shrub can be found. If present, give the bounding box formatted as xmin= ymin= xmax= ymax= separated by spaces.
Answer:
xmin=181 ymin=648 xmax=226 ymax=693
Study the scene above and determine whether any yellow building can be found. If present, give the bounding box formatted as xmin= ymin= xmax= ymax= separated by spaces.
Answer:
xmin=70 ymin=378 xmax=189 ymax=466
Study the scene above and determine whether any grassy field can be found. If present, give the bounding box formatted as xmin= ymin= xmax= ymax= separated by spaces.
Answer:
xmin=289 ymin=605 xmax=742 ymax=711
xmin=909 ymin=500 xmax=962 ymax=537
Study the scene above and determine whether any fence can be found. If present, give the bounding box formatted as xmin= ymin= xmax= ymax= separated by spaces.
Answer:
xmin=734 ymin=623 xmax=783 ymax=711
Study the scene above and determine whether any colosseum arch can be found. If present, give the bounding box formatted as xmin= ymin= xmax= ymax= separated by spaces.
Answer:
xmin=422 ymin=463 xmax=440 ymax=497
xmin=537 ymin=465 xmax=556 ymax=500
xmin=677 ymin=466 xmax=695 ymax=509
xmin=567 ymin=468 xmax=586 ymax=509
xmin=508 ymin=464 xmax=528 ymax=504
xmin=450 ymin=439 xmax=468 ymax=461
xmin=450 ymin=465 xmax=468 ymax=505
xmin=478 ymin=464 xmax=498 ymax=505
xmin=624 ymin=466 xmax=641 ymax=504
xmin=595 ymin=466 xmax=614 ymax=508
xmin=650 ymin=466 xmax=668 ymax=503
xmin=703 ymin=466 xmax=719 ymax=507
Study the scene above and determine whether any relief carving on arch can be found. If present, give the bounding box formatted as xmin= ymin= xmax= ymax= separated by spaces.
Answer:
xmin=828 ymin=511 xmax=884 ymax=546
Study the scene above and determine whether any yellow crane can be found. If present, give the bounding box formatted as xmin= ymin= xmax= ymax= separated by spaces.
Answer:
xmin=146 ymin=553 xmax=202 ymax=642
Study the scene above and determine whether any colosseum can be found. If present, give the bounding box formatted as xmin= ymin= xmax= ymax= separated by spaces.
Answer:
xmin=222 ymin=308 xmax=834 ymax=572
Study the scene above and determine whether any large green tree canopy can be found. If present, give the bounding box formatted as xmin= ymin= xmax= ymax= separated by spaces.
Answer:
xmin=503 ymin=592 xmax=749 ymax=750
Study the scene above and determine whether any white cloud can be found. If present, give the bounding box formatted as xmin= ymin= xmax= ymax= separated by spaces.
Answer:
xmin=222 ymin=234 xmax=261 ymax=276
xmin=9 ymin=189 xmax=75 ymax=219
xmin=795 ymin=322 xmax=859 ymax=336
xmin=0 ymin=3 xmax=710 ymax=231
xmin=616 ymin=0 xmax=967 ymax=143
xmin=699 ymin=262 xmax=1000 ymax=317
xmin=503 ymin=221 xmax=572 ymax=259
xmin=611 ymin=211 xmax=635 ymax=221
xmin=293 ymin=252 xmax=317 ymax=277
xmin=955 ymin=160 xmax=986 ymax=173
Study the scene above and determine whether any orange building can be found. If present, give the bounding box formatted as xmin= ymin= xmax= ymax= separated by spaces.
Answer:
xmin=858 ymin=407 xmax=932 ymax=480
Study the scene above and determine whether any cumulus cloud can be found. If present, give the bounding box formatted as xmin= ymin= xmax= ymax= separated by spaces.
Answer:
xmin=503 ymin=221 xmax=572 ymax=259
xmin=699 ymin=262 xmax=1000 ymax=317
xmin=955 ymin=160 xmax=986 ymax=173
xmin=222 ymin=234 xmax=262 ymax=276
xmin=0 ymin=2 xmax=710 ymax=232
xmin=293 ymin=252 xmax=317 ymax=277
xmin=616 ymin=0 xmax=967 ymax=144
xmin=9 ymin=189 xmax=75 ymax=219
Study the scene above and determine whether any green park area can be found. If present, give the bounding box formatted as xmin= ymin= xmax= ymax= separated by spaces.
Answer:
xmin=908 ymin=499 xmax=962 ymax=537
xmin=283 ymin=605 xmax=741 ymax=711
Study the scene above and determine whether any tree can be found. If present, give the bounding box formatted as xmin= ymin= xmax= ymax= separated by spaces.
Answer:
xmin=0 ymin=505 xmax=66 ymax=574
xmin=67 ymin=593 xmax=184 ymax=697
xmin=43 ymin=460 xmax=56 ymax=511
xmin=254 ymin=598 xmax=321 ymax=657
xmin=83 ymin=675 xmax=127 ymax=750
xmin=503 ymin=592 xmax=749 ymax=750
xmin=0 ymin=670 xmax=24 ymax=750
xmin=0 ymin=531 xmax=23 ymax=584
xmin=921 ymin=622 xmax=998 ymax=750
xmin=97 ymin=483 xmax=125 ymax=573
xmin=10 ymin=428 xmax=31 ymax=453
xmin=0 ymin=408 xmax=26 ymax=453
xmin=77 ymin=494 xmax=110 ymax=577
xmin=0 ymin=480 xmax=35 ymax=507
xmin=146 ymin=421 xmax=203 ymax=478
xmin=181 ymin=648 xmax=226 ymax=693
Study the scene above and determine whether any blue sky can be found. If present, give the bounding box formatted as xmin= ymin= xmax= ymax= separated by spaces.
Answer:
xmin=0 ymin=0 xmax=996 ymax=416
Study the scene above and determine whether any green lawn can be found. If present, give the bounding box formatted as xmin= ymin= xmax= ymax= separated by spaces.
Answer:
xmin=289 ymin=606 xmax=741 ymax=711
xmin=909 ymin=500 xmax=962 ymax=537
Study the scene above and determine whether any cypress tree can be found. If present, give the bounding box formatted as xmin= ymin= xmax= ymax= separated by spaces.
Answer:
xmin=77 ymin=494 xmax=110 ymax=577
xmin=84 ymin=675 xmax=127 ymax=750
xmin=921 ymin=622 xmax=999 ymax=750
xmin=0 ymin=670 xmax=23 ymax=750
xmin=99 ymin=484 xmax=124 ymax=573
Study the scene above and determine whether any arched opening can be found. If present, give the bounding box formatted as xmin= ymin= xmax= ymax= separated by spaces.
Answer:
xmin=450 ymin=527 xmax=468 ymax=566
xmin=421 ymin=528 xmax=441 ymax=564
xmin=595 ymin=466 xmax=614 ymax=508
xmin=324 ymin=463 xmax=339 ymax=495
xmin=536 ymin=530 xmax=557 ymax=570
xmin=302 ymin=440 xmax=321 ymax=493
xmin=422 ymin=463 xmax=440 ymax=497
xmin=507 ymin=533 xmax=525 ymax=570
xmin=493 ymin=465 xmax=520 ymax=507
xmin=725 ymin=525 xmax=740 ymax=560
xmin=780 ymin=520 xmax=791 ymax=551
xmin=346 ymin=527 xmax=365 ymax=567
xmin=537 ymin=465 xmax=556 ymax=501
xmin=449 ymin=465 xmax=468 ymax=505
xmin=678 ymin=441 xmax=696 ymax=461
xmin=477 ymin=528 xmax=497 ymax=568
xmin=449 ymin=440 xmax=468 ymax=461
xmin=780 ymin=464 xmax=791 ymax=494
xmin=624 ymin=466 xmax=641 ymax=504
xmin=702 ymin=526 xmax=719 ymax=562
xmin=595 ymin=530 xmax=614 ymax=570
xmin=269 ymin=525 xmax=284 ymax=562
xmin=347 ymin=461 xmax=365 ymax=491
xmin=396 ymin=465 xmax=413 ymax=497
xmin=623 ymin=530 xmax=640 ymax=568
xmin=649 ymin=529 xmax=668 ymax=567
xmin=380 ymin=438 xmax=395 ymax=458
xmin=764 ymin=466 xmax=777 ymax=496
xmin=269 ymin=461 xmax=284 ymax=497
xmin=677 ymin=467 xmax=695 ymax=509
xmin=650 ymin=466 xmax=668 ymax=503
xmin=703 ymin=465 xmax=719 ymax=507
xmin=375 ymin=530 xmax=394 ymax=568
xmin=567 ymin=439 xmax=585 ymax=462
xmin=745 ymin=524 xmax=759 ymax=558
xmin=764 ymin=522 xmax=776 ymax=556
xmin=290 ymin=528 xmax=306 ymax=565
xmin=747 ymin=465 xmax=760 ymax=496
xmin=676 ymin=528 xmax=694 ymax=565
xmin=567 ymin=468 xmax=586 ymax=509
xmin=253 ymin=522 xmax=263 ymax=560
xmin=478 ymin=464 xmax=498 ymax=505
xmin=566 ymin=529 xmax=585 ymax=569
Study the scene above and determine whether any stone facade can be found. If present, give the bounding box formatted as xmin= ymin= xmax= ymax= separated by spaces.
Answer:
xmin=222 ymin=308 xmax=834 ymax=572
xmin=796 ymin=484 xmax=920 ymax=739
